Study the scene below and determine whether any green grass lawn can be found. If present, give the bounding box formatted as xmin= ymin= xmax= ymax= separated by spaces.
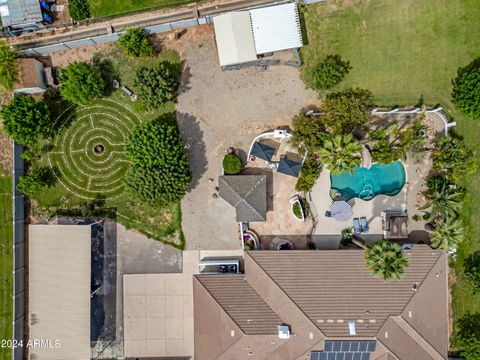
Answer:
xmin=32 ymin=50 xmax=185 ymax=248
xmin=89 ymin=0 xmax=197 ymax=18
xmin=0 ymin=171 xmax=12 ymax=360
xmin=302 ymin=0 xmax=480 ymax=343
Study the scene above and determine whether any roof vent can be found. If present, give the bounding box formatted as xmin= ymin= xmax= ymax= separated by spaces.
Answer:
xmin=278 ymin=325 xmax=290 ymax=339
xmin=348 ymin=321 xmax=356 ymax=336
xmin=412 ymin=283 xmax=419 ymax=291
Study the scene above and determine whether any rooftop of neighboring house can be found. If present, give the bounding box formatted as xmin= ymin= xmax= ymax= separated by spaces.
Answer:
xmin=193 ymin=246 xmax=448 ymax=360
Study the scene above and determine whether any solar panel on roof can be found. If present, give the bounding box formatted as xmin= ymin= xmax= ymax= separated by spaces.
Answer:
xmin=361 ymin=353 xmax=370 ymax=360
xmin=318 ymin=353 xmax=328 ymax=360
xmin=344 ymin=353 xmax=354 ymax=360
xmin=349 ymin=342 xmax=359 ymax=351
xmin=358 ymin=342 xmax=368 ymax=352
xmin=324 ymin=341 xmax=333 ymax=352
xmin=367 ymin=341 xmax=376 ymax=352
xmin=333 ymin=342 xmax=342 ymax=351
xmin=353 ymin=353 xmax=362 ymax=360
xmin=341 ymin=342 xmax=350 ymax=351
xmin=336 ymin=353 xmax=345 ymax=360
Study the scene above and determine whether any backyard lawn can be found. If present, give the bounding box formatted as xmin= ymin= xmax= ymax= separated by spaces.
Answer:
xmin=89 ymin=0 xmax=197 ymax=18
xmin=33 ymin=49 xmax=185 ymax=249
xmin=301 ymin=0 xmax=480 ymax=343
xmin=0 ymin=171 xmax=12 ymax=360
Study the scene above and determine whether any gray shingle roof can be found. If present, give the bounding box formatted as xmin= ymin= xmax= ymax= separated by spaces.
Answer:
xmin=218 ymin=175 xmax=267 ymax=222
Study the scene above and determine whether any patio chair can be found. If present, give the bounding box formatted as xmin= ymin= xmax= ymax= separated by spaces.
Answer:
xmin=353 ymin=218 xmax=361 ymax=234
xmin=360 ymin=217 xmax=369 ymax=234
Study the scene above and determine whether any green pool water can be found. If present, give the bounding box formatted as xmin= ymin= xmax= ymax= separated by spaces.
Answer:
xmin=330 ymin=162 xmax=406 ymax=201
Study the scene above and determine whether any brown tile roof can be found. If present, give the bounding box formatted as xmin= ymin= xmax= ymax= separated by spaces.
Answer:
xmin=193 ymin=246 xmax=448 ymax=360
xmin=195 ymin=274 xmax=281 ymax=335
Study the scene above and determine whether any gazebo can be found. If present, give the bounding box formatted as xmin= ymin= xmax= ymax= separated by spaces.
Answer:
xmin=277 ymin=156 xmax=302 ymax=177
xmin=250 ymin=141 xmax=276 ymax=162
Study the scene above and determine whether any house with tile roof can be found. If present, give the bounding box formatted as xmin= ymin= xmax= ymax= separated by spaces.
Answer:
xmin=193 ymin=246 xmax=448 ymax=360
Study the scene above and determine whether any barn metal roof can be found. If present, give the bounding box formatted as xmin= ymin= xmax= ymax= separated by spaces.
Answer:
xmin=249 ymin=3 xmax=303 ymax=55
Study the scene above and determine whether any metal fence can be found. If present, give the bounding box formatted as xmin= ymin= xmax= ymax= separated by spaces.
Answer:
xmin=12 ymin=142 xmax=24 ymax=360
xmin=18 ymin=17 xmax=206 ymax=56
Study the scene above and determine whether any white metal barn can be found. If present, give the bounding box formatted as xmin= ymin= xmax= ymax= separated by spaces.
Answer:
xmin=213 ymin=3 xmax=303 ymax=67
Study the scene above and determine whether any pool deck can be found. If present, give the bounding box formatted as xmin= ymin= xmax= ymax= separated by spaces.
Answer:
xmin=309 ymin=154 xmax=431 ymax=249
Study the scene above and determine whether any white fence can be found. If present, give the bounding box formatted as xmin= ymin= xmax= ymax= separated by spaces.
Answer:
xmin=372 ymin=107 xmax=456 ymax=136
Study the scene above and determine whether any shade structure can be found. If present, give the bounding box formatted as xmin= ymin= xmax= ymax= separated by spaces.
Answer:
xmin=251 ymin=141 xmax=276 ymax=162
xmin=330 ymin=201 xmax=353 ymax=222
xmin=277 ymin=156 xmax=302 ymax=177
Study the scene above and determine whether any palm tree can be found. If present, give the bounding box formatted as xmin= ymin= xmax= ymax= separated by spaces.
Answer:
xmin=319 ymin=133 xmax=362 ymax=175
xmin=420 ymin=178 xmax=464 ymax=221
xmin=430 ymin=217 xmax=464 ymax=251
xmin=364 ymin=240 xmax=409 ymax=281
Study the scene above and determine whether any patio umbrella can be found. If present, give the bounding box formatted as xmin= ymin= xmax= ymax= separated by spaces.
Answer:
xmin=330 ymin=201 xmax=353 ymax=222
xmin=251 ymin=141 xmax=275 ymax=162
xmin=277 ymin=156 xmax=302 ymax=177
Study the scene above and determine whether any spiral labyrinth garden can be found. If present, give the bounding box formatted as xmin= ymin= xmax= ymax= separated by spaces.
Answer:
xmin=48 ymin=99 xmax=142 ymax=199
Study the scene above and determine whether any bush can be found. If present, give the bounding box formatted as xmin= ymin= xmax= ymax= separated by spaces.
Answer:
xmin=223 ymin=154 xmax=242 ymax=174
xmin=290 ymin=112 xmax=326 ymax=153
xmin=68 ymin=0 xmax=90 ymax=20
xmin=321 ymin=88 xmax=374 ymax=134
xmin=452 ymin=58 xmax=480 ymax=119
xmin=1 ymin=94 xmax=51 ymax=145
xmin=464 ymin=251 xmax=480 ymax=295
xmin=125 ymin=117 xmax=191 ymax=206
xmin=59 ymin=62 xmax=104 ymax=105
xmin=16 ymin=167 xmax=56 ymax=198
xmin=309 ymin=55 xmax=351 ymax=90
xmin=453 ymin=313 xmax=480 ymax=360
xmin=0 ymin=40 xmax=18 ymax=90
xmin=296 ymin=157 xmax=321 ymax=192
xmin=432 ymin=136 xmax=477 ymax=181
xmin=134 ymin=63 xmax=181 ymax=110
xmin=118 ymin=28 xmax=155 ymax=57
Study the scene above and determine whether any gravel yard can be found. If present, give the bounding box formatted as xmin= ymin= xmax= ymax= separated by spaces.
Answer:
xmin=167 ymin=26 xmax=319 ymax=250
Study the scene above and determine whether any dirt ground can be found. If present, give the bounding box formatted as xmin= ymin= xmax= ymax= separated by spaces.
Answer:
xmin=167 ymin=26 xmax=319 ymax=250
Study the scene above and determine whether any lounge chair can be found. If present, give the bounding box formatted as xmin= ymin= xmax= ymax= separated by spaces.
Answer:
xmin=360 ymin=217 xmax=369 ymax=233
xmin=353 ymin=218 xmax=361 ymax=234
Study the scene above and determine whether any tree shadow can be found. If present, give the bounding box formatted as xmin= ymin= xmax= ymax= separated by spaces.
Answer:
xmin=178 ymin=61 xmax=192 ymax=96
xmin=92 ymin=54 xmax=120 ymax=96
xmin=176 ymin=112 xmax=207 ymax=191
xmin=43 ymin=88 xmax=77 ymax=132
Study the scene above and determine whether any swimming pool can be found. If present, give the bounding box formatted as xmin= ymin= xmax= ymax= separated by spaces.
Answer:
xmin=330 ymin=162 xmax=406 ymax=201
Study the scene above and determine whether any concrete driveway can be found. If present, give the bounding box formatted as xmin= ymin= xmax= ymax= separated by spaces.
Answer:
xmin=167 ymin=26 xmax=319 ymax=250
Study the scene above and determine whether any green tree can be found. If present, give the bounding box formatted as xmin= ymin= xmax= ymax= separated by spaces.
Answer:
xmin=309 ymin=54 xmax=352 ymax=90
xmin=125 ymin=117 xmax=191 ymax=206
xmin=453 ymin=313 xmax=480 ymax=360
xmin=464 ymin=251 xmax=480 ymax=295
xmin=1 ymin=94 xmax=51 ymax=145
xmin=321 ymin=88 xmax=374 ymax=134
xmin=364 ymin=240 xmax=409 ymax=281
xmin=222 ymin=154 xmax=242 ymax=174
xmin=59 ymin=62 xmax=104 ymax=105
xmin=290 ymin=112 xmax=326 ymax=153
xmin=419 ymin=176 xmax=464 ymax=221
xmin=319 ymin=133 xmax=362 ymax=175
xmin=68 ymin=0 xmax=90 ymax=20
xmin=118 ymin=27 xmax=155 ymax=57
xmin=135 ymin=63 xmax=181 ymax=110
xmin=0 ymin=40 xmax=18 ymax=90
xmin=452 ymin=58 xmax=480 ymax=119
xmin=430 ymin=217 xmax=464 ymax=251
xmin=16 ymin=167 xmax=56 ymax=198
xmin=432 ymin=136 xmax=477 ymax=181
xmin=295 ymin=156 xmax=322 ymax=192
